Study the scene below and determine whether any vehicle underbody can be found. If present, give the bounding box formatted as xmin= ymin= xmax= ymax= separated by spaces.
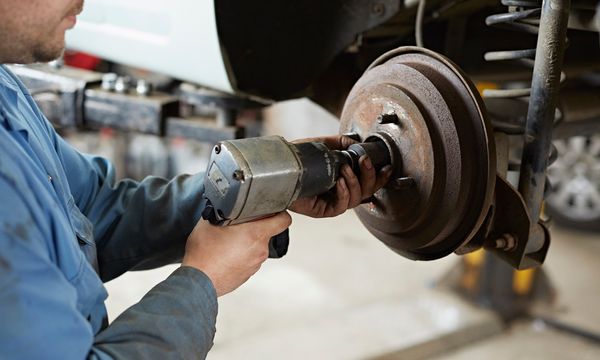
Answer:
xmin=215 ymin=0 xmax=600 ymax=267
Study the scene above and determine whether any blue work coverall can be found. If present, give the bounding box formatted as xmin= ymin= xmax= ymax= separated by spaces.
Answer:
xmin=0 ymin=65 xmax=217 ymax=359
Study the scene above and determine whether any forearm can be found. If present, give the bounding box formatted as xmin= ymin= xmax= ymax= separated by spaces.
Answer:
xmin=93 ymin=267 xmax=218 ymax=359
xmin=89 ymin=171 xmax=207 ymax=281
xmin=52 ymin=130 xmax=206 ymax=281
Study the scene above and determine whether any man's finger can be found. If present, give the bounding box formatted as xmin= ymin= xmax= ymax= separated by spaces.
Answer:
xmin=328 ymin=178 xmax=350 ymax=216
xmin=375 ymin=165 xmax=393 ymax=189
xmin=341 ymin=165 xmax=362 ymax=208
xmin=358 ymin=155 xmax=377 ymax=199
xmin=294 ymin=135 xmax=358 ymax=150
xmin=258 ymin=211 xmax=292 ymax=237
xmin=319 ymin=135 xmax=358 ymax=150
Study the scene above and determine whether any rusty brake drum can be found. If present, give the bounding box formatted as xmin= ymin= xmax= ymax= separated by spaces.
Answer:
xmin=340 ymin=47 xmax=496 ymax=260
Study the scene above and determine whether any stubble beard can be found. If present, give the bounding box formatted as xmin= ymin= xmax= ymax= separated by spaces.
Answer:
xmin=31 ymin=36 xmax=66 ymax=63
xmin=2 ymin=0 xmax=83 ymax=64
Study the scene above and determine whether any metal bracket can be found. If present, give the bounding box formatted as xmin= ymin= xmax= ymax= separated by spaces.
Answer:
xmin=486 ymin=176 xmax=551 ymax=269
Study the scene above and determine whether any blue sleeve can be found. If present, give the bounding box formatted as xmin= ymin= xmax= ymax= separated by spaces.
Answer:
xmin=94 ymin=267 xmax=218 ymax=359
xmin=0 ymin=176 xmax=217 ymax=360
xmin=53 ymin=133 xmax=208 ymax=281
xmin=7 ymin=66 xmax=208 ymax=281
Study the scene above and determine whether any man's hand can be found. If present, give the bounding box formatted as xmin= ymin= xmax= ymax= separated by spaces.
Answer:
xmin=182 ymin=212 xmax=292 ymax=297
xmin=289 ymin=135 xmax=392 ymax=218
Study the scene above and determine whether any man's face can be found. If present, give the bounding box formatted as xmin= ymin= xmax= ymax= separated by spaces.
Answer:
xmin=0 ymin=0 xmax=84 ymax=64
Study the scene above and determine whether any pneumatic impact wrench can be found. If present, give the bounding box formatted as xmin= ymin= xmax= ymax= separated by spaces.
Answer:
xmin=201 ymin=135 xmax=391 ymax=258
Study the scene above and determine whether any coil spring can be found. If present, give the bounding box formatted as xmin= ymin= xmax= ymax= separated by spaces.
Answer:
xmin=483 ymin=0 xmax=563 ymax=173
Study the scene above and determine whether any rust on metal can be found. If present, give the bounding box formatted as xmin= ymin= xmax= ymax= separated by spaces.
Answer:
xmin=339 ymin=46 xmax=496 ymax=261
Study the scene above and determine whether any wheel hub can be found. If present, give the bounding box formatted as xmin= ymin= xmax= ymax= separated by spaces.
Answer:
xmin=340 ymin=47 xmax=496 ymax=260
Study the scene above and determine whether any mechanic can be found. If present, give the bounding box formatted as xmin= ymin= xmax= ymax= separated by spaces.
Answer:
xmin=0 ymin=1 xmax=392 ymax=359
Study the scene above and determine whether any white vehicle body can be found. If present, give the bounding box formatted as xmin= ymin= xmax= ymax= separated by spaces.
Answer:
xmin=66 ymin=0 xmax=233 ymax=93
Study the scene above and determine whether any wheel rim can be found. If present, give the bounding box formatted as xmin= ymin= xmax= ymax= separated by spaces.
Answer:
xmin=547 ymin=135 xmax=600 ymax=221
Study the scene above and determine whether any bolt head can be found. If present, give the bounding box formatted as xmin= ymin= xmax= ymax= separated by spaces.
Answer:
xmin=393 ymin=177 xmax=415 ymax=189
xmin=232 ymin=170 xmax=245 ymax=181
xmin=101 ymin=73 xmax=118 ymax=91
xmin=487 ymin=233 xmax=517 ymax=251
xmin=135 ymin=79 xmax=153 ymax=96
xmin=114 ymin=76 xmax=131 ymax=93
xmin=372 ymin=3 xmax=385 ymax=16
xmin=342 ymin=132 xmax=362 ymax=142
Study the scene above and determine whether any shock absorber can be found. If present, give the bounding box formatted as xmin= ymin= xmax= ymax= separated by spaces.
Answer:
xmin=484 ymin=0 xmax=571 ymax=253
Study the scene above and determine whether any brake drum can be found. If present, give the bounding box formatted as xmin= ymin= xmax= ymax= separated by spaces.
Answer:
xmin=340 ymin=47 xmax=496 ymax=260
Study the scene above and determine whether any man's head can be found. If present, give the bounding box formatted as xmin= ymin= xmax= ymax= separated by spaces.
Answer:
xmin=0 ymin=0 xmax=83 ymax=64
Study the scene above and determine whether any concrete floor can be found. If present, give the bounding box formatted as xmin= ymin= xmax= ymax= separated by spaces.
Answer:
xmin=433 ymin=226 xmax=600 ymax=360
xmin=436 ymin=321 xmax=600 ymax=360
xmin=105 ymin=211 xmax=600 ymax=359
xmin=540 ymin=226 xmax=600 ymax=335
xmin=103 ymin=99 xmax=600 ymax=359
